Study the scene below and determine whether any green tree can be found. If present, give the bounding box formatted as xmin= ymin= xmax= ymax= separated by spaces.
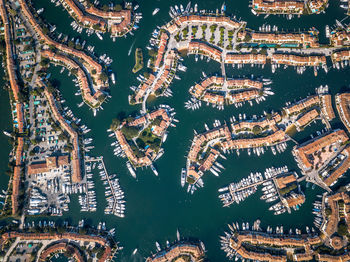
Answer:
xmin=252 ymin=125 xmax=262 ymax=135
xmin=114 ymin=4 xmax=122 ymax=11
xmin=110 ymin=118 xmax=121 ymax=130
xmin=338 ymin=221 xmax=348 ymax=236
xmin=148 ymin=49 xmax=157 ymax=57
xmin=121 ymin=126 xmax=139 ymax=140
xmin=68 ymin=41 xmax=75 ymax=48
xmin=40 ymin=57 xmax=50 ymax=67
xmin=42 ymin=27 xmax=49 ymax=35
xmin=99 ymin=72 xmax=108 ymax=82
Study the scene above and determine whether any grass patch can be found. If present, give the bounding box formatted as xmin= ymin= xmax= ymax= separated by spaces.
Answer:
xmin=132 ymin=48 xmax=144 ymax=73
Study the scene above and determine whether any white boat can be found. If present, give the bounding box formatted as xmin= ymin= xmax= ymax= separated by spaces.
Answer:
xmin=162 ymin=132 xmax=168 ymax=142
xmin=177 ymin=229 xmax=180 ymax=241
xmin=3 ymin=131 xmax=11 ymax=137
xmin=156 ymin=242 xmax=161 ymax=251
xmin=181 ymin=168 xmax=186 ymax=187
xmin=200 ymin=241 xmax=206 ymax=252
xmin=132 ymin=248 xmax=138 ymax=255
xmin=151 ymin=164 xmax=158 ymax=176
xmin=126 ymin=162 xmax=137 ymax=179
xmin=152 ymin=8 xmax=160 ymax=15
xmin=96 ymin=32 xmax=103 ymax=40
xmin=111 ymin=73 xmax=116 ymax=85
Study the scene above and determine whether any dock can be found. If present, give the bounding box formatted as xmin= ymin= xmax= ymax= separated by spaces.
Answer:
xmin=85 ymin=156 xmax=121 ymax=216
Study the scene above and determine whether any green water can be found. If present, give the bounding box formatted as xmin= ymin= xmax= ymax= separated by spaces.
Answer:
xmin=0 ymin=0 xmax=350 ymax=261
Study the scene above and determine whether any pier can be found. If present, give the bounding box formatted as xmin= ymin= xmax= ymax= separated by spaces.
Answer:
xmin=229 ymin=178 xmax=268 ymax=193
xmin=85 ymin=156 xmax=123 ymax=216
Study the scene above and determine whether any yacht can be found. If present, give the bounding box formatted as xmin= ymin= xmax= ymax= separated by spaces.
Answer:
xmin=181 ymin=168 xmax=186 ymax=187
xmin=3 ymin=131 xmax=11 ymax=137
xmin=156 ymin=242 xmax=161 ymax=251
xmin=126 ymin=162 xmax=137 ymax=179
xmin=96 ymin=32 xmax=103 ymax=40
xmin=111 ymin=73 xmax=116 ymax=85
xmin=151 ymin=164 xmax=159 ymax=176
xmin=152 ymin=8 xmax=160 ymax=15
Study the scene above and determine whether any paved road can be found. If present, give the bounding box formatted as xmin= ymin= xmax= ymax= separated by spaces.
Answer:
xmin=3 ymin=237 xmax=20 ymax=261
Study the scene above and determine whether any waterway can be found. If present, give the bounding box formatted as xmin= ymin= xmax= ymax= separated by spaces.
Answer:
xmin=1 ymin=0 xmax=350 ymax=261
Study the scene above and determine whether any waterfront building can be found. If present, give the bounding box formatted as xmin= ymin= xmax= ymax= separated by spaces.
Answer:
xmin=41 ymin=50 xmax=106 ymax=107
xmin=292 ymin=129 xmax=349 ymax=173
xmin=60 ymin=0 xmax=133 ymax=37
xmin=336 ymin=93 xmax=350 ymax=133
xmin=189 ymin=76 xmax=265 ymax=106
xmin=0 ymin=231 xmax=114 ymax=262
xmin=113 ymin=107 xmax=175 ymax=168
xmin=251 ymin=0 xmax=328 ymax=14
xmin=271 ymin=53 xmax=326 ymax=67
xmin=39 ymin=81 xmax=82 ymax=183
xmin=0 ymin=0 xmax=26 ymax=215
xmin=237 ymin=30 xmax=320 ymax=48
xmin=145 ymin=242 xmax=205 ymax=262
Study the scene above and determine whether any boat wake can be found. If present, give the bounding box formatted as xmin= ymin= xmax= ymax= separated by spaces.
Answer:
xmin=128 ymin=40 xmax=136 ymax=56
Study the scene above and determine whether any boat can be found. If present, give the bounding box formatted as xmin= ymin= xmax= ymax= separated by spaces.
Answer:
xmin=156 ymin=242 xmax=161 ymax=251
xmin=96 ymin=32 xmax=103 ymax=40
xmin=181 ymin=168 xmax=186 ymax=187
xmin=185 ymin=2 xmax=191 ymax=13
xmin=3 ymin=131 xmax=11 ymax=137
xmin=200 ymin=241 xmax=206 ymax=251
xmin=325 ymin=25 xmax=330 ymax=38
xmin=152 ymin=8 xmax=160 ymax=15
xmin=132 ymin=248 xmax=138 ymax=255
xmin=162 ymin=132 xmax=168 ymax=142
xmin=111 ymin=73 xmax=116 ymax=85
xmin=177 ymin=229 xmax=180 ymax=241
xmin=151 ymin=164 xmax=158 ymax=176
xmin=126 ymin=162 xmax=137 ymax=179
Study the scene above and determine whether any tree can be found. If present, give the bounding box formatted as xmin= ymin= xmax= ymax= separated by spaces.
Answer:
xmin=148 ymin=49 xmax=157 ymax=57
xmin=102 ymin=5 xmax=109 ymax=11
xmin=252 ymin=125 xmax=262 ymax=135
xmin=337 ymin=221 xmax=348 ymax=236
xmin=136 ymin=138 xmax=146 ymax=149
xmin=244 ymin=33 xmax=252 ymax=42
xmin=260 ymin=48 xmax=268 ymax=55
xmin=110 ymin=118 xmax=121 ymax=130
xmin=0 ymin=39 xmax=6 ymax=52
xmin=99 ymin=72 xmax=108 ymax=82
xmin=42 ymin=27 xmax=49 ymax=35
xmin=114 ymin=4 xmax=122 ymax=11
xmin=92 ymin=24 xmax=101 ymax=31
xmin=68 ymin=41 xmax=75 ymax=48
xmin=23 ymin=44 xmax=32 ymax=51
xmin=48 ymin=44 xmax=56 ymax=52
xmin=121 ymin=125 xmax=139 ymax=140
xmin=71 ymin=68 xmax=78 ymax=75
xmin=40 ymin=57 xmax=50 ymax=67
